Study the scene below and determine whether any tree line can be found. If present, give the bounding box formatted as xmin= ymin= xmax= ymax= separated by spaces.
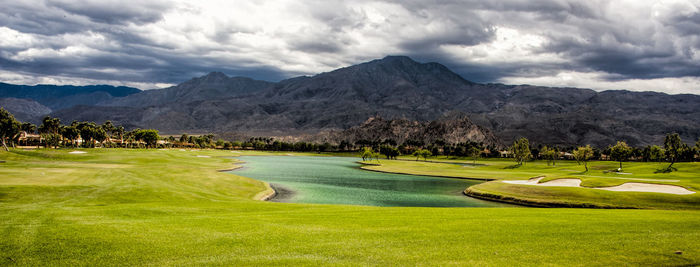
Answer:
xmin=507 ymin=134 xmax=699 ymax=172
xmin=2 ymin=108 xmax=699 ymax=172
xmin=0 ymin=108 xmax=160 ymax=150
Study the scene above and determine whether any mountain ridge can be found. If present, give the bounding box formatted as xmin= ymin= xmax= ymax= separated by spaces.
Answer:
xmin=3 ymin=56 xmax=698 ymax=147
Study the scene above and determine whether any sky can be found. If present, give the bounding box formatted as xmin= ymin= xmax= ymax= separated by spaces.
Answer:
xmin=0 ymin=0 xmax=699 ymax=94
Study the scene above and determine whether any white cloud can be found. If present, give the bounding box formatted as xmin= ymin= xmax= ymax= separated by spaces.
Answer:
xmin=0 ymin=27 xmax=36 ymax=48
xmin=0 ymin=70 xmax=173 ymax=90
xmin=499 ymin=71 xmax=700 ymax=95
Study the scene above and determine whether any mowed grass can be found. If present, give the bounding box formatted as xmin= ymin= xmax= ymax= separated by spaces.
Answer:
xmin=0 ymin=149 xmax=698 ymax=266
xmin=360 ymin=157 xmax=700 ymax=209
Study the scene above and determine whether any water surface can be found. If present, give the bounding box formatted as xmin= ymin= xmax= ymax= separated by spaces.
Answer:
xmin=232 ymin=156 xmax=508 ymax=207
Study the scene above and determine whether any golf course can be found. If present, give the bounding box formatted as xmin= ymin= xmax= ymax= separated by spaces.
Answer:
xmin=1 ymin=148 xmax=699 ymax=265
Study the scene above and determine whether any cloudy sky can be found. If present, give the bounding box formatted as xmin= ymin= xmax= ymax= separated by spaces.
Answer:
xmin=1 ymin=0 xmax=699 ymax=94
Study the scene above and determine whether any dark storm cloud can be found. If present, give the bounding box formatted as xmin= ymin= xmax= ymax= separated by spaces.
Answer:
xmin=0 ymin=0 xmax=290 ymax=85
xmin=0 ymin=0 xmax=698 ymax=93
xmin=388 ymin=0 xmax=700 ymax=84
xmin=48 ymin=0 xmax=170 ymax=25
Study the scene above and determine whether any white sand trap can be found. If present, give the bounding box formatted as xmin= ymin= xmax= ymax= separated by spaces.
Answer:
xmin=537 ymin=179 xmax=582 ymax=187
xmin=68 ymin=151 xmax=87 ymax=154
xmin=501 ymin=177 xmax=695 ymax=195
xmin=502 ymin=177 xmax=580 ymax=187
xmin=502 ymin=177 xmax=544 ymax=185
xmin=196 ymin=155 xmax=211 ymax=158
xmin=231 ymin=151 xmax=241 ymax=153
xmin=600 ymin=183 xmax=695 ymax=195
xmin=179 ymin=149 xmax=186 ymax=151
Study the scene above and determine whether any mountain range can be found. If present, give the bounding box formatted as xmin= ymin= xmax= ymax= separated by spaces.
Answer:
xmin=1 ymin=56 xmax=699 ymax=147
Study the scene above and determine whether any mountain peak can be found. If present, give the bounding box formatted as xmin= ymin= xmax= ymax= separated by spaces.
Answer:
xmin=380 ymin=55 xmax=417 ymax=63
xmin=202 ymin=71 xmax=229 ymax=79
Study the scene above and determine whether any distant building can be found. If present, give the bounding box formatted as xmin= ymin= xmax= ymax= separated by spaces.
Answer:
xmin=18 ymin=131 xmax=41 ymax=146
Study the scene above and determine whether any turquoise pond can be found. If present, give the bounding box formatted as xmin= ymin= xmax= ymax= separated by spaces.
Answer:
xmin=232 ymin=156 xmax=510 ymax=207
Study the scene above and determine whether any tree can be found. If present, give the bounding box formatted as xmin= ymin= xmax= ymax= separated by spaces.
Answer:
xmin=223 ymin=141 xmax=233 ymax=150
xmin=643 ymin=145 xmax=664 ymax=162
xmin=412 ymin=149 xmax=432 ymax=161
xmin=511 ymin=137 xmax=532 ymax=165
xmin=93 ymin=128 xmax=108 ymax=147
xmin=380 ymin=145 xmax=400 ymax=160
xmin=216 ymin=139 xmax=225 ymax=148
xmin=468 ymin=146 xmax=481 ymax=164
xmin=360 ymin=147 xmax=374 ymax=161
xmin=609 ymin=141 xmax=632 ymax=171
xmin=232 ymin=141 xmax=242 ymax=149
xmin=42 ymin=133 xmax=62 ymax=149
xmin=573 ymin=145 xmax=594 ymax=172
xmin=61 ymin=126 xmax=80 ymax=147
xmin=0 ymin=108 xmax=20 ymax=151
xmin=38 ymin=116 xmax=61 ymax=135
xmin=540 ymin=146 xmax=558 ymax=166
xmin=101 ymin=121 xmax=116 ymax=137
xmin=696 ymin=138 xmax=700 ymax=159
xmin=135 ymin=129 xmax=159 ymax=148
xmin=20 ymin=122 xmax=36 ymax=133
xmin=115 ymin=126 xmax=125 ymax=143
xmin=663 ymin=133 xmax=685 ymax=171
xmin=76 ymin=122 xmax=100 ymax=148
xmin=373 ymin=151 xmax=382 ymax=162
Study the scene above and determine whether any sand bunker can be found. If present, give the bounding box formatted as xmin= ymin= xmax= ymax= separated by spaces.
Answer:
xmin=502 ymin=177 xmax=694 ymax=195
xmin=600 ymin=183 xmax=695 ymax=195
xmin=503 ymin=177 xmax=581 ymax=187
xmin=196 ymin=155 xmax=211 ymax=158
xmin=68 ymin=151 xmax=87 ymax=154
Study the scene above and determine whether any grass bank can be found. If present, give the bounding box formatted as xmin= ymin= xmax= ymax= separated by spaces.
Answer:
xmin=1 ymin=149 xmax=699 ymax=265
xmin=359 ymin=157 xmax=700 ymax=209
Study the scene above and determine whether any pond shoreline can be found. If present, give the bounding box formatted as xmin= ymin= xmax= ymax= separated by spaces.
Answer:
xmin=357 ymin=162 xmax=495 ymax=181
xmin=255 ymin=182 xmax=277 ymax=201
xmin=267 ymin=184 xmax=296 ymax=202
xmin=233 ymin=156 xmax=503 ymax=207
xmin=463 ymin=185 xmax=637 ymax=209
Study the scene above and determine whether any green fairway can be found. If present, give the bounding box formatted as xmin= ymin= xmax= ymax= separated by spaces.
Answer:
xmin=360 ymin=157 xmax=700 ymax=209
xmin=1 ymin=149 xmax=699 ymax=265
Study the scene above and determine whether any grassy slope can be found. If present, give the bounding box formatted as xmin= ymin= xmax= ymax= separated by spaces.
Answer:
xmin=360 ymin=157 xmax=700 ymax=209
xmin=0 ymin=149 xmax=698 ymax=266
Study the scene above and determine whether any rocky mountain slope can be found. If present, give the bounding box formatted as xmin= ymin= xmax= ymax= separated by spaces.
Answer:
xmin=0 ymin=98 xmax=51 ymax=122
xmin=24 ymin=56 xmax=700 ymax=147
xmin=311 ymin=113 xmax=501 ymax=147
xmin=101 ymin=72 xmax=273 ymax=107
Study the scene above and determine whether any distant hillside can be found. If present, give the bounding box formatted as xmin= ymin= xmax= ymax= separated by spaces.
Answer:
xmin=33 ymin=56 xmax=700 ymax=147
xmin=0 ymin=97 xmax=51 ymax=122
xmin=101 ymin=72 xmax=273 ymax=107
xmin=0 ymin=82 xmax=141 ymax=110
